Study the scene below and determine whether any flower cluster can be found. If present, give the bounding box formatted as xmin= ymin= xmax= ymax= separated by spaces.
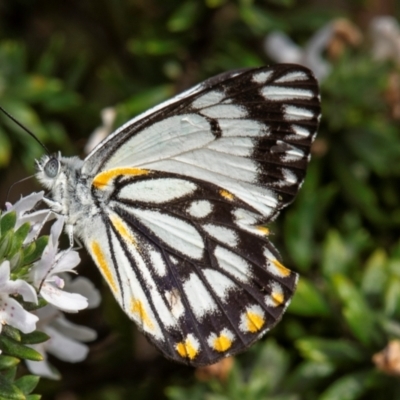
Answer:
xmin=0 ymin=192 xmax=100 ymax=379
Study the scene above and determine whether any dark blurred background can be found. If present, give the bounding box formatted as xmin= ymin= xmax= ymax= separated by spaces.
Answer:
xmin=1 ymin=1 xmax=400 ymax=399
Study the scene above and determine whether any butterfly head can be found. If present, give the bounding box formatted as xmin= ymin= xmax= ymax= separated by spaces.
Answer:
xmin=35 ymin=153 xmax=61 ymax=189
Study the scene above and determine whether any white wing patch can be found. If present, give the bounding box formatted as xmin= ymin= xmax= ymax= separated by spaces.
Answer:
xmin=119 ymin=178 xmax=197 ymax=203
xmin=187 ymin=200 xmax=213 ymax=218
xmin=122 ymin=205 xmax=205 ymax=259
xmin=203 ymin=269 xmax=235 ymax=302
xmin=284 ymin=105 xmax=314 ymax=120
xmin=218 ymin=119 xmax=265 ymax=137
xmin=183 ymin=273 xmax=218 ymax=319
xmin=252 ymin=70 xmax=273 ymax=83
xmin=149 ymin=250 xmax=167 ymax=277
xmin=200 ymin=104 xmax=247 ymax=119
xmin=214 ymin=246 xmax=251 ymax=283
xmin=192 ymin=90 xmax=224 ymax=109
xmin=261 ymin=86 xmax=314 ymax=101
xmin=275 ymin=70 xmax=309 ymax=82
xmin=203 ymin=223 xmax=239 ymax=247
xmin=103 ymin=114 xmax=214 ymax=169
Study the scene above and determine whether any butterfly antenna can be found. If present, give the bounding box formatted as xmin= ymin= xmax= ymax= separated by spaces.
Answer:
xmin=0 ymin=105 xmax=49 ymax=154
xmin=6 ymin=175 xmax=35 ymax=203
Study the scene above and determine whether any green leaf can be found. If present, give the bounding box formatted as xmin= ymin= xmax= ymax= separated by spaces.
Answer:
xmin=0 ymin=355 xmax=20 ymax=370
xmin=8 ymin=222 xmax=30 ymax=258
xmin=14 ymin=375 xmax=40 ymax=395
xmin=322 ymin=231 xmax=352 ymax=277
xmin=0 ymin=126 xmax=11 ymax=167
xmin=26 ymin=395 xmax=41 ymax=400
xmin=285 ymin=361 xmax=335 ymax=393
xmin=296 ymin=337 xmax=366 ymax=366
xmin=0 ymin=231 xmax=13 ymax=259
xmin=20 ymin=331 xmax=49 ymax=345
xmin=0 ymin=211 xmax=16 ymax=237
xmin=332 ymin=274 xmax=380 ymax=346
xmin=361 ymin=249 xmax=388 ymax=296
xmin=288 ymin=277 xmax=330 ymax=317
xmin=2 ymin=326 xmax=21 ymax=342
xmin=3 ymin=365 xmax=17 ymax=381
xmin=384 ymin=278 xmax=400 ymax=317
xmin=23 ymin=297 xmax=47 ymax=312
xmin=0 ymin=336 xmax=43 ymax=361
xmin=0 ymin=374 xmax=25 ymax=400
xmin=23 ymin=236 xmax=48 ymax=265
xmin=167 ymin=1 xmax=200 ymax=32
xmin=319 ymin=370 xmax=375 ymax=400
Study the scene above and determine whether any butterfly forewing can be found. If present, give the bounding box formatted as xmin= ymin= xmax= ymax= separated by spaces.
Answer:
xmin=83 ymin=64 xmax=320 ymax=365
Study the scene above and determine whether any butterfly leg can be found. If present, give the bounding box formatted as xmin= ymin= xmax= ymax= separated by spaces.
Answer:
xmin=42 ymin=197 xmax=63 ymax=213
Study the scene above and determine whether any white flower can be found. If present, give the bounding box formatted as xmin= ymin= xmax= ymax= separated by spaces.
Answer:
xmin=0 ymin=260 xmax=38 ymax=334
xmin=84 ymin=107 xmax=116 ymax=154
xmin=30 ymin=217 xmax=88 ymax=312
xmin=5 ymin=192 xmax=52 ymax=244
xmin=370 ymin=16 xmax=400 ymax=64
xmin=25 ymin=304 xmax=97 ymax=380
xmin=264 ymin=25 xmax=333 ymax=81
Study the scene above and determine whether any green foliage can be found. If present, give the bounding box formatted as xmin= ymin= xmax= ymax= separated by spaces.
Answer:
xmin=1 ymin=1 xmax=400 ymax=399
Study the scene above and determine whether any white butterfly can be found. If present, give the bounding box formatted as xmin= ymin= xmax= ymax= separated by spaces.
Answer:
xmin=35 ymin=64 xmax=320 ymax=366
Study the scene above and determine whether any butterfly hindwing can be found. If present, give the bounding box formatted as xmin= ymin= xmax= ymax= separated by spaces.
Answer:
xmin=86 ymin=171 xmax=298 ymax=365
xmin=83 ymin=64 xmax=320 ymax=365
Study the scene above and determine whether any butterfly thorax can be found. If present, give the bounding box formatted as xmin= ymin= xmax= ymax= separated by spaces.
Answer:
xmin=36 ymin=154 xmax=99 ymax=239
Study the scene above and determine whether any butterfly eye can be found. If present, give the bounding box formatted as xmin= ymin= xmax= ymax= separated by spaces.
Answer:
xmin=44 ymin=157 xmax=60 ymax=178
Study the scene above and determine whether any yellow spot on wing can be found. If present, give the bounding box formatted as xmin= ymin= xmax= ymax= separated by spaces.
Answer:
xmin=271 ymin=291 xmax=284 ymax=306
xmin=213 ymin=335 xmax=232 ymax=352
xmin=131 ymin=299 xmax=154 ymax=330
xmin=257 ymin=226 xmax=270 ymax=235
xmin=246 ymin=311 xmax=265 ymax=333
xmin=272 ymin=259 xmax=291 ymax=277
xmin=110 ymin=215 xmax=136 ymax=245
xmin=90 ymin=241 xmax=118 ymax=294
xmin=220 ymin=189 xmax=234 ymax=200
xmin=93 ymin=167 xmax=149 ymax=189
xmin=176 ymin=337 xmax=199 ymax=360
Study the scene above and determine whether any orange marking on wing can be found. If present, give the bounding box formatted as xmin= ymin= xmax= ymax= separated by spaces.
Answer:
xmin=272 ymin=259 xmax=291 ymax=277
xmin=93 ymin=167 xmax=149 ymax=189
xmin=213 ymin=335 xmax=232 ymax=352
xmin=176 ymin=338 xmax=199 ymax=360
xmin=130 ymin=299 xmax=154 ymax=330
xmin=90 ymin=241 xmax=118 ymax=293
xmin=110 ymin=215 xmax=137 ymax=245
xmin=219 ymin=189 xmax=234 ymax=201
xmin=246 ymin=311 xmax=265 ymax=333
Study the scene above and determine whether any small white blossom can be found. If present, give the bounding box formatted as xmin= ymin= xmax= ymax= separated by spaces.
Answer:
xmin=26 ymin=304 xmax=97 ymax=380
xmin=370 ymin=16 xmax=400 ymax=64
xmin=5 ymin=192 xmax=52 ymax=244
xmin=30 ymin=217 xmax=88 ymax=312
xmin=84 ymin=107 xmax=116 ymax=154
xmin=0 ymin=260 xmax=38 ymax=334
xmin=264 ymin=25 xmax=334 ymax=81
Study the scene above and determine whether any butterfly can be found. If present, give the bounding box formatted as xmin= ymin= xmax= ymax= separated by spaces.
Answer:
xmin=35 ymin=64 xmax=320 ymax=366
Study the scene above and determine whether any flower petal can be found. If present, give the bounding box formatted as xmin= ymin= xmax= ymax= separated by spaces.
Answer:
xmin=20 ymin=209 xmax=53 ymax=243
xmin=40 ymin=283 xmax=88 ymax=312
xmin=53 ymin=315 xmax=97 ymax=342
xmin=0 ymin=261 xmax=11 ymax=288
xmin=6 ymin=192 xmax=44 ymax=218
xmin=45 ymin=326 xmax=89 ymax=362
xmin=52 ymin=251 xmax=81 ymax=274
xmin=25 ymin=344 xmax=61 ymax=380
xmin=6 ymin=279 xmax=38 ymax=303
xmin=65 ymin=276 xmax=101 ymax=309
xmin=0 ymin=296 xmax=38 ymax=333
